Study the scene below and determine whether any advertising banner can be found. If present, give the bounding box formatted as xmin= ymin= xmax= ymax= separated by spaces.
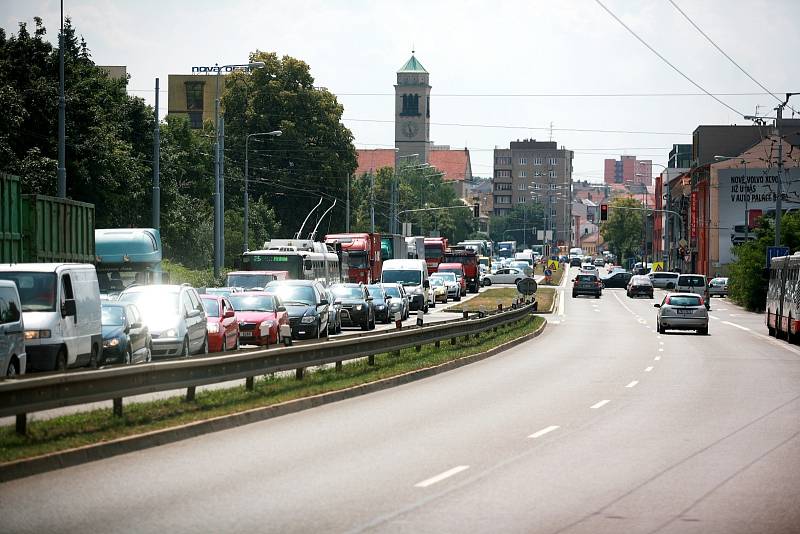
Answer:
xmin=717 ymin=168 xmax=800 ymax=265
xmin=690 ymin=191 xmax=697 ymax=241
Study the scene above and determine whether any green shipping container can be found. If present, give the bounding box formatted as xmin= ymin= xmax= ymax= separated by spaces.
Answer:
xmin=0 ymin=173 xmax=95 ymax=264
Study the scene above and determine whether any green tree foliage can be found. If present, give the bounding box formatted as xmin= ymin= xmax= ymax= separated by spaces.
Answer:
xmin=600 ymin=197 xmax=645 ymax=262
xmin=728 ymin=212 xmax=800 ymax=311
xmin=0 ymin=18 xmax=153 ymax=227
xmin=488 ymin=203 xmax=545 ymax=246
xmin=220 ymin=52 xmax=358 ymax=239
xmin=350 ymin=165 xmax=476 ymax=242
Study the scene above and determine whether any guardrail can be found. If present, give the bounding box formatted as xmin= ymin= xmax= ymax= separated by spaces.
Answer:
xmin=1 ymin=302 xmax=536 ymax=434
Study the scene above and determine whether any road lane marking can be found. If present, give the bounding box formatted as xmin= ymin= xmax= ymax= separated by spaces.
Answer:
xmin=658 ymin=348 xmax=664 ymax=352
xmin=645 ymin=366 xmax=653 ymax=372
xmin=415 ymin=465 xmax=470 ymax=488
xmin=591 ymin=400 xmax=610 ymax=409
xmin=710 ymin=315 xmax=721 ymax=321
xmin=528 ymin=425 xmax=560 ymax=439
xmin=655 ymin=356 xmax=661 ymax=361
xmin=626 ymin=380 xmax=639 ymax=388
xmin=657 ymin=335 xmax=662 ymax=339
xmin=723 ymin=321 xmax=750 ymax=331
xmin=659 ymin=341 xmax=664 ymax=345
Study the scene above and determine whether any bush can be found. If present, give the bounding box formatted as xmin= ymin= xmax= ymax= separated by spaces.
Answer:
xmin=161 ymin=259 xmax=226 ymax=288
xmin=728 ymin=239 xmax=769 ymax=311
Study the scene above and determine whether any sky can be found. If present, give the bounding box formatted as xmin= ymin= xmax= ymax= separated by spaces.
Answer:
xmin=4 ymin=0 xmax=800 ymax=182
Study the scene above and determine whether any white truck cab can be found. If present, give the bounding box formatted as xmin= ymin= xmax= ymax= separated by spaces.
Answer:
xmin=0 ymin=263 xmax=102 ymax=371
xmin=380 ymin=259 xmax=430 ymax=312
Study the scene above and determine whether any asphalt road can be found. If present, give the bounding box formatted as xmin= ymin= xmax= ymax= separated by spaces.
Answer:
xmin=3 ymin=268 xmax=798 ymax=533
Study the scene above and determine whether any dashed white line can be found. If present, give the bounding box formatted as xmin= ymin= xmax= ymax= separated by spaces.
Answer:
xmin=659 ymin=341 xmax=664 ymax=345
xmin=654 ymin=356 xmax=661 ymax=361
xmin=709 ymin=315 xmax=721 ymax=321
xmin=528 ymin=425 xmax=560 ymax=439
xmin=658 ymin=348 xmax=664 ymax=352
xmin=723 ymin=321 xmax=750 ymax=331
xmin=644 ymin=366 xmax=654 ymax=372
xmin=591 ymin=399 xmax=611 ymax=409
xmin=625 ymin=380 xmax=639 ymax=388
xmin=415 ymin=465 xmax=470 ymax=488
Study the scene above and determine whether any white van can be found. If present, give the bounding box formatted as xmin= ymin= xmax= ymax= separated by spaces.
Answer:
xmin=0 ymin=263 xmax=102 ymax=371
xmin=676 ymin=273 xmax=710 ymax=310
xmin=514 ymin=251 xmax=534 ymax=265
xmin=380 ymin=259 xmax=430 ymax=312
xmin=0 ymin=280 xmax=26 ymax=377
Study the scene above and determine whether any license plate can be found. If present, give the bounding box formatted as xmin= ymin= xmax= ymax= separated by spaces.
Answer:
xmin=677 ymin=309 xmax=693 ymax=314
xmin=240 ymin=331 xmax=253 ymax=337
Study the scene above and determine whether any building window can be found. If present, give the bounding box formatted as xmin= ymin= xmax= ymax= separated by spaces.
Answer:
xmin=548 ymin=170 xmax=556 ymax=178
xmin=185 ymin=81 xmax=205 ymax=111
xmin=549 ymin=183 xmax=557 ymax=190
xmin=533 ymin=157 xmax=543 ymax=165
xmin=548 ymin=157 xmax=558 ymax=165
xmin=533 ymin=183 xmax=541 ymax=190
xmin=517 ymin=183 xmax=525 ymax=190
xmin=549 ymin=195 xmax=556 ymax=204
xmin=188 ymin=111 xmax=203 ymax=129
xmin=495 ymin=182 xmax=511 ymax=191
xmin=519 ymin=157 xmax=527 ymax=165
xmin=426 ymin=95 xmax=430 ymax=118
xmin=518 ymin=197 xmax=526 ymax=204
xmin=495 ymin=157 xmax=511 ymax=165
xmin=551 ymin=207 xmax=557 ymax=216
xmin=401 ymin=94 xmax=421 ymax=116
xmin=518 ymin=170 xmax=527 ymax=178
xmin=496 ymin=170 xmax=511 ymax=178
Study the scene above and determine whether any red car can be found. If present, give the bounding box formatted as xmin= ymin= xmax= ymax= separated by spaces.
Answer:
xmin=200 ymin=295 xmax=240 ymax=352
xmin=228 ymin=292 xmax=291 ymax=346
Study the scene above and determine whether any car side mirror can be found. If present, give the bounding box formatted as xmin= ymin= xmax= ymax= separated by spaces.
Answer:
xmin=130 ymin=321 xmax=142 ymax=329
xmin=654 ymin=303 xmax=661 ymax=308
xmin=277 ymin=306 xmax=286 ymax=312
xmin=61 ymin=299 xmax=77 ymax=318
xmin=423 ymin=280 xmax=430 ymax=289
xmin=319 ymin=299 xmax=329 ymax=306
xmin=224 ymin=309 xmax=235 ymax=318
xmin=366 ymin=296 xmax=373 ymax=301
xmin=334 ymin=300 xmax=342 ymax=307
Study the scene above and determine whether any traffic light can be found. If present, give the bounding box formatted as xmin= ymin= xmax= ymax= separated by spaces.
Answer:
xmin=600 ymin=203 xmax=608 ymax=221
xmin=473 ymin=203 xmax=480 ymax=218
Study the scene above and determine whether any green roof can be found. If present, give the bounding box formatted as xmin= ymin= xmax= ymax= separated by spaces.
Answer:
xmin=398 ymin=55 xmax=427 ymax=73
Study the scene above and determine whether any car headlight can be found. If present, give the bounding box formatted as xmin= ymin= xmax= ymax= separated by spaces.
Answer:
xmin=207 ymin=323 xmax=220 ymax=333
xmin=300 ymin=315 xmax=316 ymax=324
xmin=259 ymin=320 xmax=274 ymax=334
xmin=390 ymin=302 xmax=401 ymax=309
xmin=24 ymin=329 xmax=51 ymax=340
xmin=376 ymin=304 xmax=385 ymax=310
xmin=355 ymin=304 xmax=363 ymax=311
xmin=103 ymin=337 xmax=120 ymax=348
xmin=164 ymin=328 xmax=178 ymax=338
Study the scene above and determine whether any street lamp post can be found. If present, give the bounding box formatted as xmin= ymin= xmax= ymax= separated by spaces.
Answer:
xmin=213 ymin=61 xmax=266 ymax=277
xmin=244 ymin=130 xmax=282 ymax=252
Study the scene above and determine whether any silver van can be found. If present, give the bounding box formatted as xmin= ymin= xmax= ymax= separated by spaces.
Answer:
xmin=0 ymin=280 xmax=26 ymax=377
xmin=676 ymin=274 xmax=710 ymax=310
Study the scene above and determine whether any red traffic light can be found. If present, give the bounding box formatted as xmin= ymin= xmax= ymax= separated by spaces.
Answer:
xmin=600 ymin=204 xmax=608 ymax=221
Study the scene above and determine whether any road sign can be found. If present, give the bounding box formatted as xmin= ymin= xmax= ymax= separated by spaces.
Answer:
xmin=517 ymin=278 xmax=538 ymax=295
xmin=547 ymin=259 xmax=559 ymax=271
xmin=766 ymin=246 xmax=790 ymax=267
xmin=651 ymin=261 xmax=664 ymax=272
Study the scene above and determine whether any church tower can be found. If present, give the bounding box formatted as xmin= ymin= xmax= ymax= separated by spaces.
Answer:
xmin=394 ymin=53 xmax=431 ymax=166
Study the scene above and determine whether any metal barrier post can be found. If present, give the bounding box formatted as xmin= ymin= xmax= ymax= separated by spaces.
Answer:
xmin=245 ymin=377 xmax=254 ymax=391
xmin=295 ymin=368 xmax=304 ymax=380
xmin=186 ymin=387 xmax=196 ymax=402
xmin=113 ymin=398 xmax=123 ymax=417
xmin=335 ymin=361 xmax=343 ymax=371
xmin=15 ymin=414 xmax=26 ymax=435
xmin=368 ymin=355 xmax=375 ymax=365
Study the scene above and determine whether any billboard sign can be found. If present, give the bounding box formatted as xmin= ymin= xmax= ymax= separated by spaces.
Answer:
xmin=717 ymin=168 xmax=800 ymax=265
xmin=690 ymin=191 xmax=697 ymax=240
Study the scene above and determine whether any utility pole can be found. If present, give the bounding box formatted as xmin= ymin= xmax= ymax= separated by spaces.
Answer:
xmin=370 ymin=171 xmax=375 ymax=233
xmin=346 ymin=174 xmax=350 ymax=232
xmin=213 ymin=65 xmax=221 ymax=277
xmin=775 ymin=96 xmax=786 ymax=247
xmin=219 ymin=117 xmax=225 ymax=268
xmin=57 ymin=0 xmax=66 ymax=198
xmin=152 ymin=78 xmax=160 ymax=230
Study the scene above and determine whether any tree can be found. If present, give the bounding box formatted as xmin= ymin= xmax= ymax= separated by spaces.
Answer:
xmin=600 ymin=197 xmax=645 ymax=263
xmin=488 ymin=203 xmax=545 ymax=246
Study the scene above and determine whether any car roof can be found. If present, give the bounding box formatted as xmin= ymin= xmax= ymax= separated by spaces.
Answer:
xmin=101 ymin=301 xmax=126 ymax=307
xmin=121 ymin=284 xmax=183 ymax=294
xmin=667 ymin=292 xmax=704 ymax=298
xmin=267 ymin=279 xmax=315 ymax=286
xmin=0 ymin=263 xmax=95 ymax=272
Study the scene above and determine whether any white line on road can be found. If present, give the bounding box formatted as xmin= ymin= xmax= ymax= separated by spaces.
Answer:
xmin=591 ymin=399 xmax=610 ymax=409
xmin=655 ymin=356 xmax=661 ymax=361
xmin=658 ymin=348 xmax=664 ymax=352
xmin=723 ymin=321 xmax=750 ymax=331
xmin=710 ymin=315 xmax=721 ymax=321
xmin=644 ymin=366 xmax=654 ymax=372
xmin=415 ymin=465 xmax=470 ymax=488
xmin=659 ymin=341 xmax=664 ymax=345
xmin=657 ymin=335 xmax=662 ymax=340
xmin=528 ymin=425 xmax=560 ymax=439
xmin=626 ymin=380 xmax=639 ymax=388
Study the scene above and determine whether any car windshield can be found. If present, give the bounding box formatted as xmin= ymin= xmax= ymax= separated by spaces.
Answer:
xmin=101 ymin=305 xmax=126 ymax=326
xmin=432 ymin=273 xmax=457 ymax=282
xmin=228 ymin=295 xmax=275 ymax=312
xmin=332 ymin=287 xmax=364 ymax=299
xmin=367 ymin=286 xmax=385 ymax=298
xmin=201 ymin=298 xmax=220 ymax=317
xmin=119 ymin=290 xmax=180 ymax=318
xmin=668 ymin=295 xmax=702 ymax=306
xmin=269 ymin=285 xmax=316 ymax=305
xmin=711 ymin=278 xmax=727 ymax=285
xmin=430 ymin=278 xmax=444 ymax=287
xmin=679 ymin=276 xmax=705 ymax=287
xmin=227 ymin=273 xmax=272 ymax=288
xmin=576 ymin=275 xmax=596 ymax=282
xmin=632 ymin=276 xmax=652 ymax=285
xmin=347 ymin=252 xmax=368 ymax=269
xmin=382 ymin=270 xmax=421 ymax=286
xmin=382 ymin=286 xmax=401 ymax=298
xmin=0 ymin=272 xmax=57 ymax=312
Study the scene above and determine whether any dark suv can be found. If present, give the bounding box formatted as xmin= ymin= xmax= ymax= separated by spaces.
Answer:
xmin=330 ymin=283 xmax=375 ymax=330
xmin=572 ymin=273 xmax=602 ymax=298
xmin=265 ymin=280 xmax=330 ymax=339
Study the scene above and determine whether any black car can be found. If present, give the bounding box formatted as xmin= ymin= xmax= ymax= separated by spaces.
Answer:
xmin=572 ymin=273 xmax=602 ymax=298
xmin=330 ymin=283 xmax=375 ymax=330
xmin=569 ymin=257 xmax=583 ymax=267
xmin=600 ymin=270 xmax=632 ymax=288
xmin=265 ymin=280 xmax=330 ymax=339
xmin=101 ymin=302 xmax=151 ymax=365
xmin=627 ymin=275 xmax=654 ymax=298
xmin=366 ymin=284 xmax=392 ymax=323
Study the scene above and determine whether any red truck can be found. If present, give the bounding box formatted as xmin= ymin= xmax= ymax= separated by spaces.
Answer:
xmin=324 ymin=233 xmax=382 ymax=284
xmin=424 ymin=237 xmax=448 ymax=275
xmin=444 ymin=246 xmax=480 ymax=293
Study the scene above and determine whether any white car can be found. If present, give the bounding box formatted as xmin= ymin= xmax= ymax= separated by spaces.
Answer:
xmin=430 ymin=273 xmax=461 ymax=301
xmin=482 ymin=267 xmax=527 ymax=286
xmin=580 ymin=263 xmax=597 ymax=272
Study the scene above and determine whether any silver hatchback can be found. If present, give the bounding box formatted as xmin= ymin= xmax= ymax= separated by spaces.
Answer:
xmin=654 ymin=293 xmax=709 ymax=335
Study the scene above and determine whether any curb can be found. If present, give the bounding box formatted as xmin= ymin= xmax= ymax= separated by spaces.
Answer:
xmin=0 ymin=318 xmax=547 ymax=483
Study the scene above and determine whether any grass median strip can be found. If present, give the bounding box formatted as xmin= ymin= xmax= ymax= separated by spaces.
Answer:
xmin=0 ymin=316 xmax=544 ymax=463
xmin=448 ymin=287 xmax=555 ymax=313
